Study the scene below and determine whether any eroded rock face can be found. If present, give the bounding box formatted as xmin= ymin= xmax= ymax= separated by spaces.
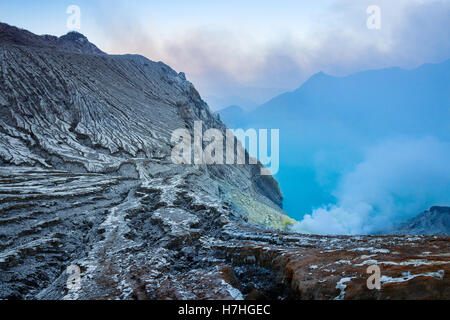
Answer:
xmin=389 ymin=207 xmax=450 ymax=236
xmin=0 ymin=23 xmax=448 ymax=300
xmin=216 ymin=223 xmax=450 ymax=300
xmin=0 ymin=23 xmax=290 ymax=299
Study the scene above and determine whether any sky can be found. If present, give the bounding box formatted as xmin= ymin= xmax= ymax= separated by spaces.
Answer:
xmin=1 ymin=0 xmax=449 ymax=110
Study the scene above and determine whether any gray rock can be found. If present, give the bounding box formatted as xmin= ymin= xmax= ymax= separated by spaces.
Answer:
xmin=0 ymin=22 xmax=105 ymax=54
xmin=0 ymin=23 xmax=289 ymax=299
xmin=1 ymin=23 xmax=448 ymax=301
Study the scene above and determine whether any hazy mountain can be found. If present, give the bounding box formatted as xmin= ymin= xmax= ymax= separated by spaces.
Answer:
xmin=222 ymin=60 xmax=450 ymax=141
xmin=255 ymin=62 xmax=450 ymax=139
xmin=219 ymin=61 xmax=450 ymax=233
xmin=0 ymin=22 xmax=105 ymax=55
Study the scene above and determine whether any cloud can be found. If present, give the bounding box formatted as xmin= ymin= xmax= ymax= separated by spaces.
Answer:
xmin=293 ymin=137 xmax=450 ymax=235
xmin=95 ymin=0 xmax=450 ymax=108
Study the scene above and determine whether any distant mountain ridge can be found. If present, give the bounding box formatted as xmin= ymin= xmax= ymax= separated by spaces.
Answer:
xmin=0 ymin=22 xmax=294 ymax=299
xmin=226 ymin=59 xmax=450 ymax=138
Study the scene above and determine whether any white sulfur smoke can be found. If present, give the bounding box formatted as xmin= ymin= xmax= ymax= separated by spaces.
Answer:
xmin=293 ymin=137 xmax=450 ymax=235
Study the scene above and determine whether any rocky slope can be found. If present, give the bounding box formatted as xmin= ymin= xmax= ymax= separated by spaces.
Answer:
xmin=0 ymin=23 xmax=449 ymax=300
xmin=389 ymin=207 xmax=450 ymax=236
